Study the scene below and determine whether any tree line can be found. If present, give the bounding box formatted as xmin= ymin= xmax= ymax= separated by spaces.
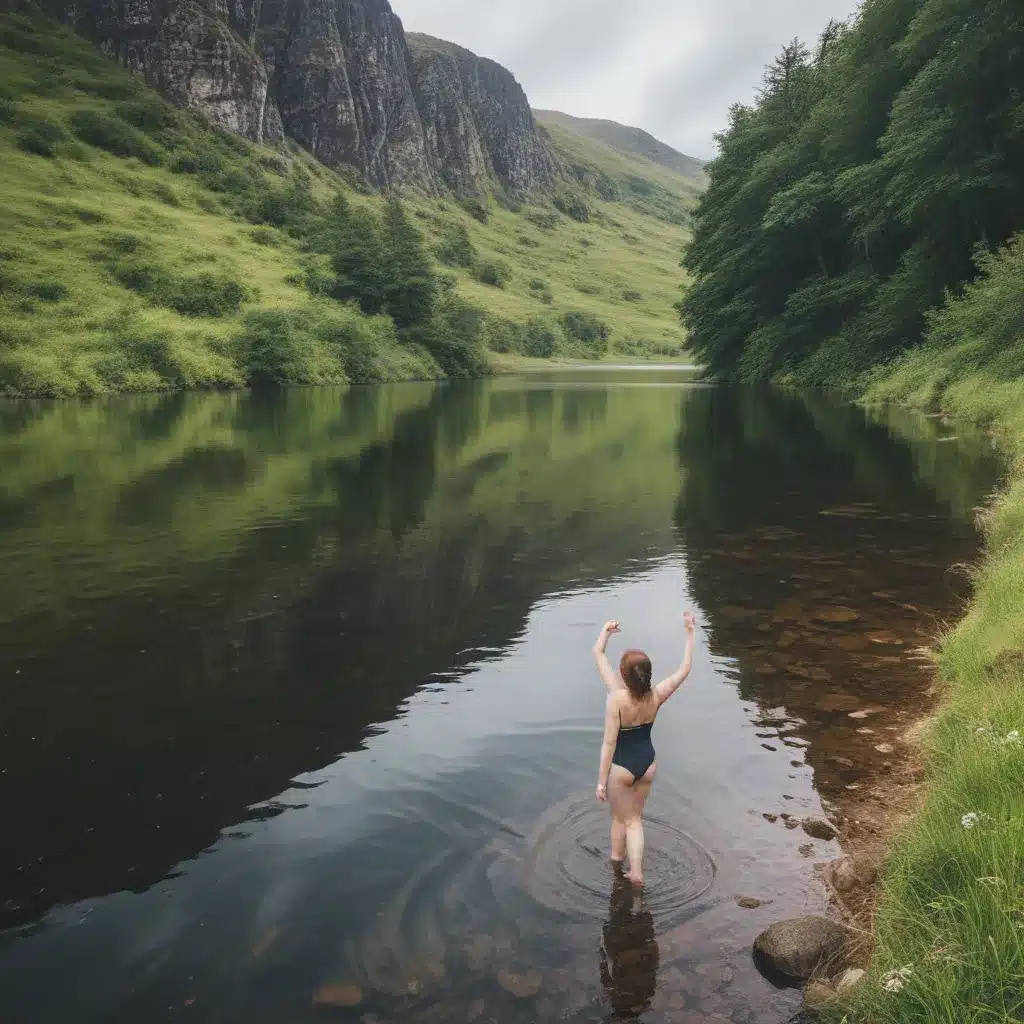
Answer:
xmin=680 ymin=0 xmax=1024 ymax=383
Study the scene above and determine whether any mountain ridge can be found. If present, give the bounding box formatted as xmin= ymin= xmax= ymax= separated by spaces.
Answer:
xmin=533 ymin=109 xmax=705 ymax=182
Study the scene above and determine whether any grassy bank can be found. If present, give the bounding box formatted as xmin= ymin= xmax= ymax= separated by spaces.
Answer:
xmin=0 ymin=13 xmax=697 ymax=397
xmin=824 ymin=240 xmax=1024 ymax=1022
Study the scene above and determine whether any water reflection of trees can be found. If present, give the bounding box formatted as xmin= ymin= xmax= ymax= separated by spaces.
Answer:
xmin=674 ymin=387 xmax=999 ymax=808
xmin=0 ymin=379 xmax=683 ymax=928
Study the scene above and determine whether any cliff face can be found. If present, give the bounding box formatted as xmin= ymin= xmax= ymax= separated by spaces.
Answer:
xmin=50 ymin=0 xmax=553 ymax=195
xmin=406 ymin=33 xmax=555 ymax=195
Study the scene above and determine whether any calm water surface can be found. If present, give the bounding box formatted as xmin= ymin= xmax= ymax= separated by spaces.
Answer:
xmin=0 ymin=371 xmax=1001 ymax=1022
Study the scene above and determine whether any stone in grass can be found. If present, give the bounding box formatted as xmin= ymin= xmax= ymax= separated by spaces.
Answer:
xmin=837 ymin=967 xmax=866 ymax=992
xmin=804 ymin=980 xmax=839 ymax=1010
xmin=497 ymin=969 xmax=542 ymax=998
xmin=753 ymin=916 xmax=851 ymax=981
xmin=802 ymin=816 xmax=838 ymax=841
xmin=312 ymin=983 xmax=362 ymax=1007
xmin=826 ymin=856 xmax=878 ymax=894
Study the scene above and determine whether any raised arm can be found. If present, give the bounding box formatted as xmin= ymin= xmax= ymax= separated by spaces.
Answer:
xmin=596 ymin=692 xmax=620 ymax=802
xmin=653 ymin=611 xmax=697 ymax=706
xmin=592 ymin=620 xmax=624 ymax=693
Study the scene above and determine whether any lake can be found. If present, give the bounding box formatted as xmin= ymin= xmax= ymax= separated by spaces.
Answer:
xmin=0 ymin=370 xmax=1002 ymax=1022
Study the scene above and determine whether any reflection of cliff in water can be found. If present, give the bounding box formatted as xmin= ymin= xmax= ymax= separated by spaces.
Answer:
xmin=673 ymin=387 xmax=1000 ymax=807
xmin=0 ymin=380 xmax=685 ymax=928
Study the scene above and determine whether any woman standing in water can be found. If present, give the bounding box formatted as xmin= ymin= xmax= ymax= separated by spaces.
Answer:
xmin=594 ymin=612 xmax=697 ymax=886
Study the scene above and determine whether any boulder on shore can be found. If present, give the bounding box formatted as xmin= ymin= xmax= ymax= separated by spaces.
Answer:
xmin=753 ymin=916 xmax=851 ymax=981
xmin=826 ymin=855 xmax=879 ymax=894
xmin=801 ymin=816 xmax=838 ymax=841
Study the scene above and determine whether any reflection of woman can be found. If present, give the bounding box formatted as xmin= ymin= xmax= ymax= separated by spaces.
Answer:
xmin=594 ymin=612 xmax=696 ymax=885
xmin=599 ymin=868 xmax=660 ymax=1019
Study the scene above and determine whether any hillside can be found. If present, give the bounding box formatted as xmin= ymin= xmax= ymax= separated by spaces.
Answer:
xmin=535 ymin=110 xmax=706 ymax=182
xmin=0 ymin=11 xmax=699 ymax=397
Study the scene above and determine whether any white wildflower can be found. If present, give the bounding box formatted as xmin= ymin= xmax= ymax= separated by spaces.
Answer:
xmin=962 ymin=812 xmax=980 ymax=829
xmin=881 ymin=965 xmax=913 ymax=993
xmin=999 ymin=730 xmax=1021 ymax=745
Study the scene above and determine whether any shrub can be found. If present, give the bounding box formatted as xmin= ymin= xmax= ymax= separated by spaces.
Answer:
xmin=529 ymin=278 xmax=548 ymax=291
xmin=562 ymin=310 xmax=610 ymax=358
xmin=70 ymin=108 xmax=163 ymax=165
xmin=517 ymin=233 xmax=541 ymax=248
xmin=100 ymin=231 xmax=142 ymax=256
xmin=574 ymin=281 xmax=601 ymax=296
xmin=251 ymin=228 xmax=279 ymax=246
xmin=170 ymin=147 xmax=223 ymax=175
xmin=165 ymin=273 xmax=249 ymax=318
xmin=151 ymin=181 xmax=179 ymax=206
xmin=522 ymin=319 xmax=558 ymax=358
xmin=115 ymin=97 xmax=179 ymax=137
xmin=249 ymin=175 xmax=315 ymax=232
xmin=474 ymin=260 xmax=511 ymax=289
xmin=622 ymin=289 xmax=643 ymax=302
xmin=484 ymin=316 xmax=524 ymax=354
xmin=578 ymin=238 xmax=594 ymax=248
xmin=28 ymin=281 xmax=69 ymax=302
xmin=435 ymin=221 xmax=477 ymax=268
xmin=112 ymin=257 xmax=170 ymax=295
xmin=236 ymin=309 xmax=309 ymax=385
xmin=461 ymin=197 xmax=489 ymax=223
xmin=553 ymin=187 xmax=590 ymax=223
xmin=523 ymin=208 xmax=559 ymax=231
xmin=418 ymin=296 xmax=488 ymax=376
xmin=16 ymin=113 xmax=65 ymax=157
xmin=623 ymin=233 xmax=641 ymax=244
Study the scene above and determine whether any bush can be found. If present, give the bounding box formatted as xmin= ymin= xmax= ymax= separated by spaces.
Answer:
xmin=70 ymin=108 xmax=163 ymax=165
xmin=562 ymin=310 xmax=610 ymax=358
xmin=523 ymin=208 xmax=559 ymax=231
xmin=522 ymin=319 xmax=558 ymax=358
xmin=236 ymin=309 xmax=308 ymax=385
xmin=622 ymin=289 xmax=643 ymax=302
xmin=623 ymin=233 xmax=641 ymax=244
xmin=517 ymin=233 xmax=541 ymax=249
xmin=170 ymin=147 xmax=224 ymax=175
xmin=435 ymin=222 xmax=477 ymax=268
xmin=28 ymin=281 xmax=69 ymax=302
xmin=112 ymin=257 xmax=170 ymax=295
xmin=16 ymin=113 xmax=65 ymax=157
xmin=484 ymin=316 xmax=524 ymax=354
xmin=249 ymin=175 xmax=315 ymax=232
xmin=418 ymin=296 xmax=488 ymax=376
xmin=165 ymin=273 xmax=249 ymax=318
xmin=553 ymin=187 xmax=591 ymax=223
xmin=528 ymin=278 xmax=548 ymax=291
xmin=461 ymin=197 xmax=489 ymax=223
xmin=115 ymin=97 xmax=179 ymax=137
xmin=474 ymin=260 xmax=511 ymax=289
xmin=251 ymin=228 xmax=279 ymax=246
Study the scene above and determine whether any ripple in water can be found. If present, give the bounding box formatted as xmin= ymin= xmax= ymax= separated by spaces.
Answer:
xmin=523 ymin=796 xmax=716 ymax=927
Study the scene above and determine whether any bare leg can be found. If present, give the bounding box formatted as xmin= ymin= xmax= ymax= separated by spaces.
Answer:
xmin=607 ymin=766 xmax=635 ymax=864
xmin=610 ymin=817 xmax=627 ymax=863
xmin=625 ymin=764 xmax=656 ymax=886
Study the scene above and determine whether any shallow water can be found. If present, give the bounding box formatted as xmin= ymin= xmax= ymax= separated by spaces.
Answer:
xmin=0 ymin=374 xmax=1001 ymax=1022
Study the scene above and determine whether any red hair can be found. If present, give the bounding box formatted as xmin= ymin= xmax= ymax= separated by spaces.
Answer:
xmin=619 ymin=649 xmax=653 ymax=700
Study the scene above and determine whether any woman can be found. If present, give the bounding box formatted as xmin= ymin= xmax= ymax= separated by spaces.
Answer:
xmin=593 ymin=612 xmax=697 ymax=886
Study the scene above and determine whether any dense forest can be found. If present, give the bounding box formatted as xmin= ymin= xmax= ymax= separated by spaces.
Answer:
xmin=680 ymin=0 xmax=1024 ymax=384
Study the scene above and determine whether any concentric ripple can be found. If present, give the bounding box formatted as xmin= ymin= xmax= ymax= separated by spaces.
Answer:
xmin=523 ymin=796 xmax=716 ymax=927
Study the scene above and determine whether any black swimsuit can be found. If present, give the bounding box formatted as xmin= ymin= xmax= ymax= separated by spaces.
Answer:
xmin=612 ymin=717 xmax=656 ymax=782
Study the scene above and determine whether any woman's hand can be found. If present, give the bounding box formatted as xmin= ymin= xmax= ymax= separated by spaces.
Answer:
xmin=683 ymin=611 xmax=697 ymax=634
xmin=594 ymin=620 xmax=620 ymax=653
xmin=596 ymin=782 xmax=608 ymax=803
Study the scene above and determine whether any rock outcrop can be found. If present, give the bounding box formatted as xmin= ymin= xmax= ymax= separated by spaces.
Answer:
xmin=44 ymin=0 xmax=553 ymax=195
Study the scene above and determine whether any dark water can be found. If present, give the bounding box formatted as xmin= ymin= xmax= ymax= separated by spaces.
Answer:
xmin=0 ymin=372 xmax=1001 ymax=1023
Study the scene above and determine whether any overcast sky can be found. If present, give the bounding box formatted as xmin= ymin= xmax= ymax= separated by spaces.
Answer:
xmin=395 ymin=0 xmax=862 ymax=160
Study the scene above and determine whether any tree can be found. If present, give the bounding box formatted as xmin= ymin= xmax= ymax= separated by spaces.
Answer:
xmin=329 ymin=192 xmax=387 ymax=315
xmin=381 ymin=197 xmax=437 ymax=332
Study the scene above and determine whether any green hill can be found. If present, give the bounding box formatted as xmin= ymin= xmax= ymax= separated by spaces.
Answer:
xmin=0 ymin=12 xmax=700 ymax=398
xmin=534 ymin=110 xmax=706 ymax=182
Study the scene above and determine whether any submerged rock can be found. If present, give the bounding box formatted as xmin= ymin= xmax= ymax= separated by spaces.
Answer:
xmin=802 ymin=817 xmax=838 ymax=841
xmin=497 ymin=969 xmax=542 ymax=998
xmin=813 ymin=606 xmax=860 ymax=624
xmin=313 ymin=983 xmax=363 ymax=1007
xmin=735 ymin=896 xmax=769 ymax=909
xmin=753 ymin=916 xmax=851 ymax=981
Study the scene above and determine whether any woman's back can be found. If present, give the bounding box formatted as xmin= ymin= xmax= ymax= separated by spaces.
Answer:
xmin=614 ymin=689 xmax=659 ymax=730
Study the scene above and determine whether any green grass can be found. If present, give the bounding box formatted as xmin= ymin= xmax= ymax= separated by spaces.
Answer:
xmin=821 ymin=237 xmax=1024 ymax=1023
xmin=0 ymin=11 xmax=699 ymax=396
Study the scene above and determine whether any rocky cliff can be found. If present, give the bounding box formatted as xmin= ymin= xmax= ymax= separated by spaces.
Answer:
xmin=41 ymin=0 xmax=553 ymax=195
